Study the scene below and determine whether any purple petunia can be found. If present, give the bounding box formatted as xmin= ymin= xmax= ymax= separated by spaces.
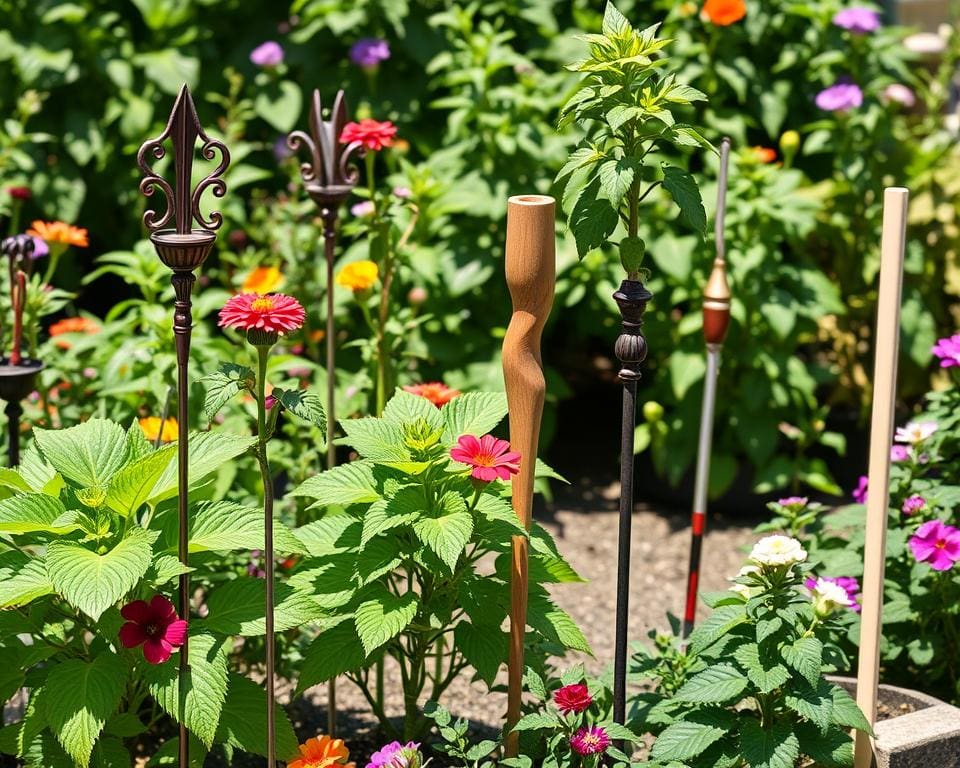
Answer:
xmin=833 ymin=6 xmax=882 ymax=34
xmin=805 ymin=575 xmax=862 ymax=613
xmin=909 ymin=520 xmax=960 ymax=571
xmin=350 ymin=38 xmax=391 ymax=69
xmin=932 ymin=334 xmax=960 ymax=368
xmin=250 ymin=41 xmax=284 ymax=68
xmin=816 ymin=81 xmax=864 ymax=112
xmin=852 ymin=475 xmax=868 ymax=505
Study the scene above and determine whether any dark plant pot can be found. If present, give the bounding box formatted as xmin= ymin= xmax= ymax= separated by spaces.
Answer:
xmin=831 ymin=676 xmax=960 ymax=768
xmin=0 ymin=359 xmax=43 ymax=403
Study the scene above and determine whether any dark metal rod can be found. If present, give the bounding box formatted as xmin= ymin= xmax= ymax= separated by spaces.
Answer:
xmin=6 ymin=400 xmax=21 ymax=467
xmin=322 ymin=210 xmax=338 ymax=736
xmin=613 ymin=378 xmax=637 ymax=725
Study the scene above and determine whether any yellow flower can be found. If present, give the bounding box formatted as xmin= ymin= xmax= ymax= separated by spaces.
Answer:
xmin=288 ymin=735 xmax=354 ymax=768
xmin=336 ymin=260 xmax=379 ymax=292
xmin=242 ymin=265 xmax=284 ymax=295
xmin=139 ymin=417 xmax=178 ymax=443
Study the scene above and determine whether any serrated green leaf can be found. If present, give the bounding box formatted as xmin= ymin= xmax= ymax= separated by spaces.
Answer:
xmin=142 ymin=632 xmax=230 ymax=749
xmin=41 ymin=656 xmax=128 ymax=767
xmin=527 ymin=596 xmax=591 ymax=654
xmin=34 ymin=419 xmax=129 ymax=488
xmin=273 ymin=387 xmax=326 ymax=430
xmin=675 ymin=664 xmax=748 ymax=704
xmin=689 ymin=604 xmax=748 ymax=653
xmin=0 ymin=551 xmax=54 ymax=608
xmin=46 ymin=527 xmax=156 ymax=620
xmin=297 ymin=621 xmax=367 ymax=692
xmin=782 ymin=636 xmax=822 ymax=688
xmin=188 ymin=500 xmax=302 ymax=554
xmin=828 ymin=685 xmax=873 ymax=734
xmin=569 ymin=178 xmax=618 ymax=258
xmin=292 ymin=460 xmax=381 ymax=506
xmin=785 ymin=679 xmax=834 ymax=733
xmin=355 ymin=535 xmax=404 ymax=584
xmin=796 ymin=723 xmax=854 ymax=768
xmin=293 ymin=516 xmax=361 ymax=558
xmin=0 ymin=493 xmax=75 ymax=535
xmin=650 ymin=717 xmax=726 ymax=762
xmin=512 ymin=712 xmax=561 ymax=732
xmin=20 ymin=730 xmax=74 ymax=768
xmin=602 ymin=1 xmax=631 ymax=36
xmin=382 ymin=389 xmax=445 ymax=429
xmin=441 ymin=392 xmax=508 ymax=444
xmin=662 ymin=165 xmax=706 ymax=234
xmin=413 ymin=491 xmax=473 ymax=570
xmin=362 ymin=487 xmax=422 ymax=545
xmin=149 ymin=432 xmax=255 ymax=504
xmin=740 ymin=719 xmax=799 ymax=768
xmin=354 ymin=587 xmax=418 ymax=655
xmin=336 ymin=418 xmax=410 ymax=461
xmin=89 ymin=736 xmax=129 ymax=768
xmin=734 ymin=643 xmax=790 ymax=693
xmin=200 ymin=363 xmax=252 ymax=421
xmin=105 ymin=445 xmax=177 ymax=517
xmin=599 ymin=157 xmax=636 ymax=204
xmin=199 ymin=578 xmax=324 ymax=636
xmin=216 ymin=674 xmax=299 ymax=761
xmin=454 ymin=621 xmax=507 ymax=686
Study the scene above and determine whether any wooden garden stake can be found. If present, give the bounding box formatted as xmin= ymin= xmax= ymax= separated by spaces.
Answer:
xmin=682 ymin=138 xmax=732 ymax=640
xmin=138 ymin=85 xmax=230 ymax=768
xmin=853 ymin=186 xmax=909 ymax=768
xmin=502 ymin=195 xmax=556 ymax=756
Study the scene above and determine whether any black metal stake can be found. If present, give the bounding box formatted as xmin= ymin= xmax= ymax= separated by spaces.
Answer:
xmin=612 ymin=280 xmax=652 ymax=726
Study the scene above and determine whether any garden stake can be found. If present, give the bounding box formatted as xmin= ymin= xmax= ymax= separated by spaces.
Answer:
xmin=612 ymin=274 xmax=653 ymax=726
xmin=287 ymin=88 xmax=362 ymax=737
xmin=0 ymin=234 xmax=44 ymax=467
xmin=137 ymin=84 xmax=230 ymax=768
xmin=682 ymin=138 xmax=732 ymax=640
xmin=853 ymin=187 xmax=908 ymax=768
xmin=502 ymin=195 xmax=556 ymax=756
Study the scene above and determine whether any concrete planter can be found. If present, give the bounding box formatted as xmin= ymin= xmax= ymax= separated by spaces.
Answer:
xmin=832 ymin=677 xmax=960 ymax=768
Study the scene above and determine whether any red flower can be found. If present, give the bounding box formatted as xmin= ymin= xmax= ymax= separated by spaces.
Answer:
xmin=450 ymin=434 xmax=520 ymax=482
xmin=7 ymin=187 xmax=31 ymax=200
xmin=553 ymin=683 xmax=593 ymax=714
xmin=118 ymin=595 xmax=187 ymax=664
xmin=570 ymin=726 xmax=610 ymax=756
xmin=339 ymin=119 xmax=398 ymax=152
xmin=402 ymin=382 xmax=461 ymax=407
xmin=218 ymin=292 xmax=306 ymax=334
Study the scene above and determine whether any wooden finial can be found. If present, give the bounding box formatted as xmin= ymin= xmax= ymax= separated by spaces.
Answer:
xmin=703 ymin=137 xmax=732 ymax=346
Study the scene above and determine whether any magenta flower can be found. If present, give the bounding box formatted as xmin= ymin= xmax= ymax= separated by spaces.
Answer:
xmin=804 ymin=575 xmax=861 ymax=613
xmin=118 ymin=595 xmax=188 ymax=664
xmin=852 ymin=475 xmax=868 ymax=505
xmin=553 ymin=684 xmax=592 ymax=714
xmin=30 ymin=236 xmax=48 ymax=259
xmin=932 ymin=334 xmax=960 ymax=368
xmin=833 ymin=7 xmax=881 ymax=34
xmin=351 ymin=200 xmax=375 ymax=218
xmin=250 ymin=41 xmax=284 ymax=68
xmin=450 ymin=434 xmax=520 ymax=482
xmin=909 ymin=520 xmax=960 ymax=571
xmin=778 ymin=496 xmax=808 ymax=509
xmin=902 ymin=494 xmax=926 ymax=515
xmin=350 ymin=38 xmax=391 ymax=68
xmin=570 ymin=726 xmax=610 ymax=756
xmin=366 ymin=741 xmax=421 ymax=768
xmin=890 ymin=444 xmax=910 ymax=462
xmin=883 ymin=83 xmax=916 ymax=108
xmin=816 ymin=82 xmax=864 ymax=112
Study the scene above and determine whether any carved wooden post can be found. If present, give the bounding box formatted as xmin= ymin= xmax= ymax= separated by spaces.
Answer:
xmin=503 ymin=195 xmax=555 ymax=756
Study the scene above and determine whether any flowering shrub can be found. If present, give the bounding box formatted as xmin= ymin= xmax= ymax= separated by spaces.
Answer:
xmin=289 ymin=389 xmax=587 ymax=740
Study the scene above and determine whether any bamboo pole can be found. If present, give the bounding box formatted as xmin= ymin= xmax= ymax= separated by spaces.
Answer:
xmin=853 ymin=187 xmax=909 ymax=768
xmin=502 ymin=194 xmax=556 ymax=756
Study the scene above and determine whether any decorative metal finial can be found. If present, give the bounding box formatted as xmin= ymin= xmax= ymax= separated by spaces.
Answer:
xmin=703 ymin=137 xmax=732 ymax=346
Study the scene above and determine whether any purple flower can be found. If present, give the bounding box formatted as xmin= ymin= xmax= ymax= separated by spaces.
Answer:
xmin=909 ymin=520 xmax=960 ymax=571
xmin=273 ymin=136 xmax=293 ymax=162
xmin=853 ymin=475 xmax=868 ymax=505
xmin=250 ymin=41 xmax=284 ymax=68
xmin=816 ymin=81 xmax=864 ymax=112
xmin=366 ymin=741 xmax=421 ymax=768
xmin=890 ymin=444 xmax=910 ymax=462
xmin=350 ymin=38 xmax=391 ymax=69
xmin=932 ymin=334 xmax=960 ymax=368
xmin=30 ymin=236 xmax=49 ymax=259
xmin=778 ymin=496 xmax=808 ymax=509
xmin=833 ymin=7 xmax=881 ymax=34
xmin=902 ymin=494 xmax=926 ymax=515
xmin=805 ymin=575 xmax=862 ymax=613
xmin=883 ymin=83 xmax=916 ymax=108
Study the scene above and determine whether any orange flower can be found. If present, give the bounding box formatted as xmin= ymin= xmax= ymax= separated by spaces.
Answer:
xmin=753 ymin=146 xmax=777 ymax=163
xmin=288 ymin=735 xmax=354 ymax=768
xmin=403 ymin=382 xmax=461 ymax=407
xmin=27 ymin=220 xmax=89 ymax=248
xmin=242 ymin=266 xmax=284 ymax=295
xmin=49 ymin=316 xmax=100 ymax=349
xmin=702 ymin=0 xmax=746 ymax=26
xmin=139 ymin=416 xmax=178 ymax=443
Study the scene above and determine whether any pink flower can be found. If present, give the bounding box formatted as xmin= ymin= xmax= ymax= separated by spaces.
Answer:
xmin=351 ymin=200 xmax=376 ymax=218
xmin=804 ymin=575 xmax=861 ymax=613
xmin=250 ymin=41 xmax=284 ymax=67
xmin=553 ymin=684 xmax=592 ymax=714
xmin=902 ymin=494 xmax=926 ymax=515
xmin=895 ymin=421 xmax=938 ymax=445
xmin=367 ymin=741 xmax=420 ymax=768
xmin=883 ymin=83 xmax=916 ymax=108
xmin=910 ymin=520 xmax=960 ymax=571
xmin=570 ymin=726 xmax=610 ymax=756
xmin=218 ymin=292 xmax=305 ymax=334
xmin=393 ymin=186 xmax=412 ymax=199
xmin=932 ymin=334 xmax=960 ymax=368
xmin=340 ymin=119 xmax=398 ymax=152
xmin=816 ymin=82 xmax=864 ymax=112
xmin=118 ymin=595 xmax=188 ymax=664
xmin=449 ymin=434 xmax=520 ymax=482
xmin=833 ymin=7 xmax=881 ymax=34
xmin=403 ymin=382 xmax=460 ymax=407
xmin=852 ymin=475 xmax=868 ymax=505
xmin=890 ymin=444 xmax=910 ymax=462
xmin=778 ymin=496 xmax=808 ymax=509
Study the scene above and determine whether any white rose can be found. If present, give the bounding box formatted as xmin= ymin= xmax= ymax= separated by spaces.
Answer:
xmin=749 ymin=535 xmax=807 ymax=569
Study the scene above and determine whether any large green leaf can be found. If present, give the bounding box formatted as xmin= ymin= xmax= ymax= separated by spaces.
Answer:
xmin=740 ymin=719 xmax=799 ymax=768
xmin=296 ymin=621 xmax=367 ymax=692
xmin=689 ymin=604 xmax=748 ymax=653
xmin=361 ymin=492 xmax=421 ymax=546
xmin=354 ymin=587 xmax=419 ymax=655
xmin=41 ymin=656 xmax=128 ymax=767
xmin=734 ymin=643 xmax=790 ymax=694
xmin=46 ymin=528 xmax=156 ymax=620
xmin=828 ymin=684 xmax=873 ymax=734
xmin=188 ymin=500 xmax=303 ymax=554
xmin=143 ymin=632 xmax=230 ymax=749
xmin=216 ymin=674 xmax=299 ymax=761
xmin=105 ymin=445 xmax=177 ymax=517
xmin=199 ymin=578 xmax=325 ymax=636
xmin=200 ymin=363 xmax=252 ymax=421
xmin=454 ymin=621 xmax=507 ymax=686
xmin=382 ymin=388 xmax=445 ymax=429
xmin=781 ymin=636 xmax=822 ymax=688
xmin=149 ymin=432 xmax=256 ymax=503
xmin=662 ymin=165 xmax=706 ymax=234
xmin=273 ymin=388 xmax=326 ymax=430
xmin=527 ymin=596 xmax=591 ymax=654
xmin=0 ymin=551 xmax=53 ymax=608
xmin=785 ymin=680 xmax=834 ymax=733
xmin=34 ymin=419 xmax=129 ymax=488
xmin=292 ymin=461 xmax=381 ymax=506
xmin=293 ymin=515 xmax=361 ymax=558
xmin=0 ymin=493 xmax=75 ymax=534
xmin=675 ymin=664 xmax=748 ymax=704
xmin=796 ymin=723 xmax=855 ymax=768
xmin=441 ymin=392 xmax=508 ymax=445
xmin=412 ymin=491 xmax=473 ymax=570
xmin=336 ymin=419 xmax=410 ymax=461
xmin=650 ymin=713 xmax=729 ymax=762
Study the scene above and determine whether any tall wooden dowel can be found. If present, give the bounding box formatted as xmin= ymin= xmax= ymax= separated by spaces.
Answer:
xmin=853 ymin=187 xmax=909 ymax=768
xmin=502 ymin=194 xmax=555 ymax=756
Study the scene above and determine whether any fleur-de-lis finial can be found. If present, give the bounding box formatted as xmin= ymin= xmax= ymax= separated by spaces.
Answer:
xmin=287 ymin=89 xmax=363 ymax=208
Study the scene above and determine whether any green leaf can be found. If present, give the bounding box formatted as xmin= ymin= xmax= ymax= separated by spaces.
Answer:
xmin=441 ymin=392 xmax=508 ymax=444
xmin=41 ymin=656 xmax=128 ymax=767
xmin=782 ymin=636 xmax=822 ymax=688
xmin=0 ymin=493 xmax=75 ymax=534
xmin=602 ymin=1 xmax=631 ymax=35
xmin=336 ymin=419 xmax=410 ymax=461
xmin=785 ymin=680 xmax=834 ymax=733
xmin=46 ymin=527 xmax=156 ymax=620
xmin=354 ymin=587 xmax=419 ymax=655
xmin=217 ymin=674 xmax=299 ymax=761
xmin=650 ymin=717 xmax=727 ymax=762
xmin=292 ymin=461 xmax=381 ymax=506
xmin=828 ymin=684 xmax=873 ymax=734
xmin=382 ymin=389 xmax=445 ymax=430
xmin=0 ymin=467 xmax=32 ymax=493
xmin=90 ymin=736 xmax=129 ymax=768
xmin=527 ymin=596 xmax=592 ymax=654
xmin=142 ymin=632 xmax=230 ymax=749
xmin=598 ymin=157 xmax=635 ymax=204
xmin=273 ymin=387 xmax=326 ymax=430
xmin=188 ymin=500 xmax=303 ymax=554
xmin=293 ymin=516 xmax=361 ymax=558
xmin=200 ymin=578 xmax=325 ymax=636
xmin=739 ymin=720 xmax=799 ymax=768
xmin=512 ymin=712 xmax=561 ymax=732
xmin=0 ymin=551 xmax=54 ymax=608
xmin=413 ymin=491 xmax=473 ymax=570
xmin=689 ymin=604 xmax=748 ymax=653
xmin=675 ymin=664 xmax=748 ymax=704
xmin=297 ymin=621 xmax=367 ymax=692
xmin=355 ymin=535 xmax=404 ymax=584
xmin=662 ymin=166 xmax=706 ymax=235
xmin=454 ymin=621 xmax=507 ymax=686
xmin=569 ymin=178 xmax=619 ymax=258
xmin=796 ymin=723 xmax=855 ymax=768
xmin=200 ymin=363 xmax=252 ymax=421
xmin=734 ymin=643 xmax=791 ymax=694
xmin=144 ymin=733 xmax=207 ymax=768
xmin=149 ymin=432 xmax=256 ymax=503
xmin=105 ymin=445 xmax=177 ymax=517
xmin=34 ymin=419 xmax=129 ymax=487
xmin=19 ymin=730 xmax=74 ymax=768
xmin=362 ymin=491 xmax=421 ymax=546
xmin=254 ymin=79 xmax=302 ymax=132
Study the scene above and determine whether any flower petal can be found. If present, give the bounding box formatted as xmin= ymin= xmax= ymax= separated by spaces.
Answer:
xmin=118 ymin=622 xmax=147 ymax=649
xmin=120 ymin=600 xmax=151 ymax=623
xmin=143 ymin=637 xmax=174 ymax=665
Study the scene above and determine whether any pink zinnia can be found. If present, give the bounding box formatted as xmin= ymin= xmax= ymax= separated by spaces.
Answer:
xmin=118 ymin=595 xmax=188 ymax=664
xmin=902 ymin=494 xmax=926 ymax=515
xmin=570 ymin=726 xmax=610 ymax=756
xmin=218 ymin=292 xmax=305 ymax=334
xmin=932 ymin=334 xmax=960 ymax=368
xmin=340 ymin=119 xmax=398 ymax=152
xmin=553 ymin=684 xmax=592 ymax=714
xmin=909 ymin=520 xmax=960 ymax=571
xmin=450 ymin=434 xmax=520 ymax=482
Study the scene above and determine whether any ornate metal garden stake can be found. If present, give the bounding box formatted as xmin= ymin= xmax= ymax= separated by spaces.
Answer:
xmin=502 ymin=195 xmax=555 ymax=756
xmin=682 ymin=138 xmax=732 ymax=640
xmin=138 ymin=84 xmax=230 ymax=767
xmin=287 ymin=88 xmax=362 ymax=736
xmin=612 ymin=278 xmax=653 ymax=725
